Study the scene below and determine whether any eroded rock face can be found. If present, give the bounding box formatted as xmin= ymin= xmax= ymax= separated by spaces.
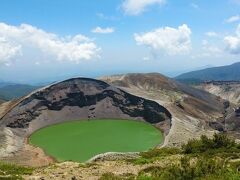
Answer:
xmin=0 ymin=78 xmax=171 ymax=136
xmin=210 ymin=107 xmax=240 ymax=132
xmin=196 ymin=81 xmax=240 ymax=105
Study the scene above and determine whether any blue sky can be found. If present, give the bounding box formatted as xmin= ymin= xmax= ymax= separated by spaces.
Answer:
xmin=0 ymin=0 xmax=240 ymax=83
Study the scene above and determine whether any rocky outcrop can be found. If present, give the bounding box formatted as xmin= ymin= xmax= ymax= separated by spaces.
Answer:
xmin=209 ymin=107 xmax=240 ymax=132
xmin=0 ymin=78 xmax=171 ymax=134
xmin=195 ymin=81 xmax=240 ymax=136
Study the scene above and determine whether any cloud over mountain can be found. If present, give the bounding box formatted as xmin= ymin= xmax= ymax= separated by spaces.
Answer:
xmin=0 ymin=37 xmax=22 ymax=65
xmin=0 ymin=23 xmax=100 ymax=65
xmin=134 ymin=24 xmax=192 ymax=55
xmin=224 ymin=24 xmax=240 ymax=54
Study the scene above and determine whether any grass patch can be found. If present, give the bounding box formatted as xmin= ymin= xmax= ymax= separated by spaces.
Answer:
xmin=129 ymin=147 xmax=181 ymax=164
xmin=137 ymin=157 xmax=240 ymax=180
xmin=0 ymin=162 xmax=33 ymax=180
xmin=99 ymin=172 xmax=135 ymax=180
xmin=126 ymin=133 xmax=240 ymax=179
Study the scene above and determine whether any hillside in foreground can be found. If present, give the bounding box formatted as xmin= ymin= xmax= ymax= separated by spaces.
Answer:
xmin=0 ymin=74 xmax=239 ymax=179
xmin=2 ymin=133 xmax=240 ymax=179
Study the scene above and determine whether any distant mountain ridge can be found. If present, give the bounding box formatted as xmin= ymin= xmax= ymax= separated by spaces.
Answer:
xmin=176 ymin=62 xmax=240 ymax=81
xmin=0 ymin=84 xmax=40 ymax=100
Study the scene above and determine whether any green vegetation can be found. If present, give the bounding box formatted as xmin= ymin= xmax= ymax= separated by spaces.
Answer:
xmin=116 ymin=133 xmax=240 ymax=180
xmin=129 ymin=147 xmax=181 ymax=165
xmin=0 ymin=162 xmax=33 ymax=179
xmin=30 ymin=119 xmax=163 ymax=162
xmin=182 ymin=133 xmax=240 ymax=156
xmin=99 ymin=172 xmax=135 ymax=180
xmin=137 ymin=157 xmax=240 ymax=180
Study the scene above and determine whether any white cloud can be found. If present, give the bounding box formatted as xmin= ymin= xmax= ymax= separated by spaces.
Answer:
xmin=190 ymin=3 xmax=199 ymax=9
xmin=224 ymin=24 xmax=240 ymax=54
xmin=205 ymin=31 xmax=218 ymax=37
xmin=0 ymin=37 xmax=22 ymax=65
xmin=92 ymin=27 xmax=115 ymax=34
xmin=134 ymin=24 xmax=192 ymax=55
xmin=0 ymin=23 xmax=100 ymax=65
xmin=225 ymin=15 xmax=240 ymax=23
xmin=224 ymin=36 xmax=240 ymax=54
xmin=237 ymin=24 xmax=240 ymax=36
xmin=122 ymin=0 xmax=165 ymax=15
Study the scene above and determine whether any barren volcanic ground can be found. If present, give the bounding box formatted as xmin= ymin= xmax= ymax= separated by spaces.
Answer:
xmin=0 ymin=77 xmax=171 ymax=166
xmin=100 ymin=73 xmax=229 ymax=146
xmin=196 ymin=81 xmax=240 ymax=105
xmin=195 ymin=81 xmax=240 ymax=138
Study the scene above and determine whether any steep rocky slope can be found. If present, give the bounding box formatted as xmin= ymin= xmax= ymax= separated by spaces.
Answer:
xmin=100 ymin=73 xmax=227 ymax=147
xmin=0 ymin=78 xmax=171 ymax=166
xmin=196 ymin=81 xmax=240 ymax=137
xmin=196 ymin=81 xmax=240 ymax=105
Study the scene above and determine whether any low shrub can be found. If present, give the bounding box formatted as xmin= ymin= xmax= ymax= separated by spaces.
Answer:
xmin=140 ymin=147 xmax=181 ymax=159
xmin=182 ymin=133 xmax=239 ymax=155
xmin=137 ymin=156 xmax=240 ymax=180
xmin=0 ymin=162 xmax=33 ymax=180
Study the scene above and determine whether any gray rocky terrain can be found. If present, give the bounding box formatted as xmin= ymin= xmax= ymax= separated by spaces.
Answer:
xmin=196 ymin=81 xmax=240 ymax=137
xmin=196 ymin=81 xmax=240 ymax=105
xmin=100 ymin=73 xmax=228 ymax=147
xmin=0 ymin=77 xmax=171 ymax=166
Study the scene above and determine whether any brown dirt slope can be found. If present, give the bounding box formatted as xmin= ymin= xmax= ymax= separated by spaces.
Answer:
xmin=100 ymin=73 xmax=226 ymax=147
